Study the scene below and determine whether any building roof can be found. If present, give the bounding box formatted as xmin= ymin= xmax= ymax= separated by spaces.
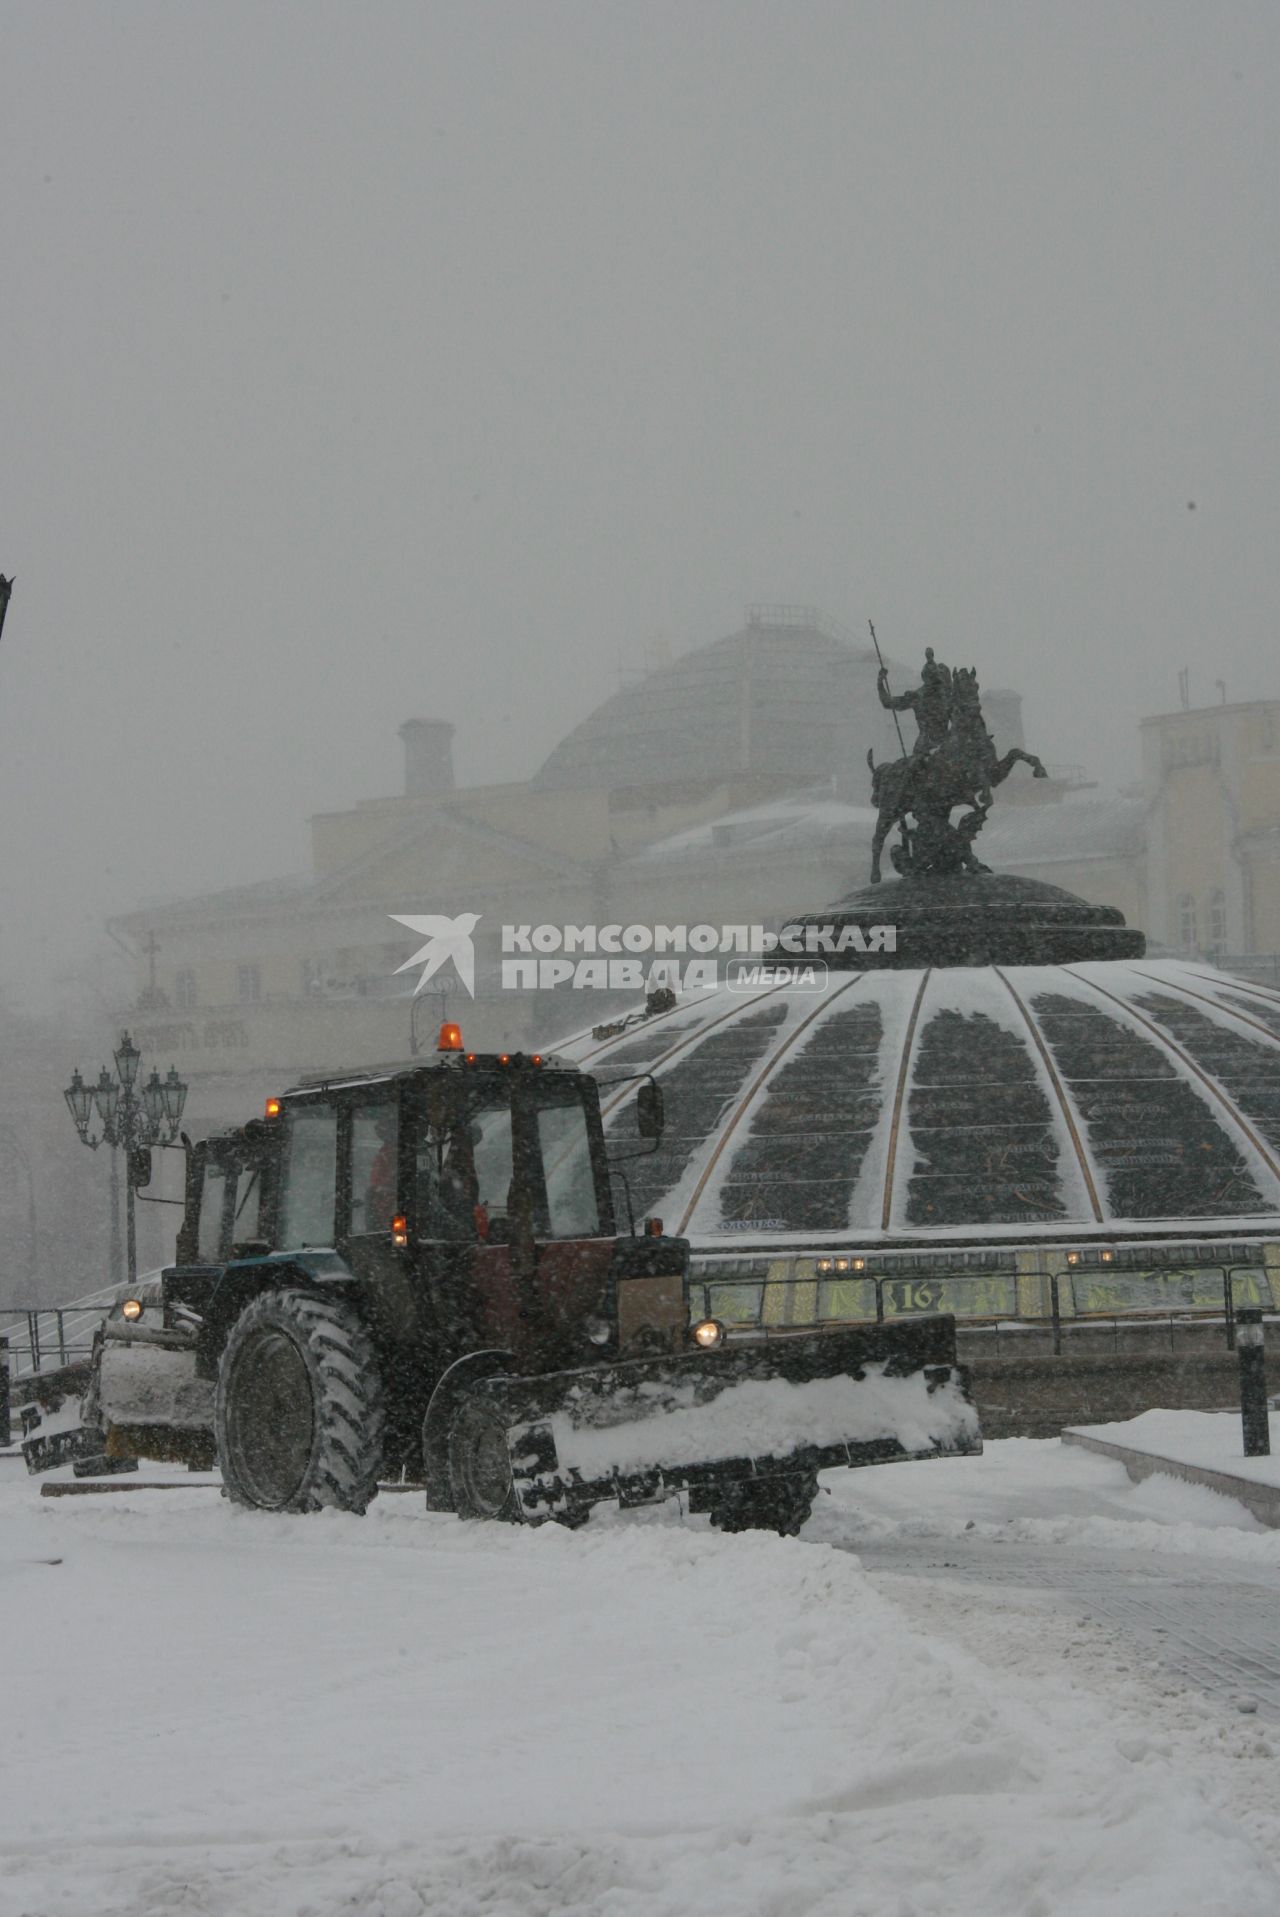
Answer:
xmin=627 ymin=787 xmax=1145 ymax=870
xmin=980 ymin=793 xmax=1146 ymax=867
xmin=534 ymin=610 xmax=907 ymax=793
xmin=562 ymin=958 xmax=1280 ymax=1251
xmin=626 ymin=790 xmax=880 ymax=863
xmin=117 ymin=872 xmax=312 ymax=931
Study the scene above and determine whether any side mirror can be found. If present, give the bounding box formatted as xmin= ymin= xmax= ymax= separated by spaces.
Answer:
xmin=128 ymin=1147 xmax=152 ymax=1190
xmin=636 ymin=1080 xmax=664 ymax=1141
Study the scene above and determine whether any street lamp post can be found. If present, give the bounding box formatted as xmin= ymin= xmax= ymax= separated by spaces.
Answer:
xmin=63 ymin=1033 xmax=188 ymax=1287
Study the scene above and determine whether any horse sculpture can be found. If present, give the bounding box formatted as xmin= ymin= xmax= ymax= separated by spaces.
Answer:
xmin=867 ymin=665 xmax=1047 ymax=882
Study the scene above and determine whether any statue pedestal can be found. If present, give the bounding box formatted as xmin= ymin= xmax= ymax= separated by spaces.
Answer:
xmin=787 ymin=872 xmax=1146 ymax=969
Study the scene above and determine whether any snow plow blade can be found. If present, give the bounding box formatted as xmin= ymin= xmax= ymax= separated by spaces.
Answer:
xmin=22 ymin=1424 xmax=138 ymax=1477
xmin=473 ymin=1315 xmax=981 ymax=1523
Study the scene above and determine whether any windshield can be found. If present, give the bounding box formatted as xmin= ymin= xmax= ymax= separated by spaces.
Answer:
xmin=411 ymin=1080 xmax=601 ymax=1241
xmin=415 ymin=1094 xmax=514 ymax=1242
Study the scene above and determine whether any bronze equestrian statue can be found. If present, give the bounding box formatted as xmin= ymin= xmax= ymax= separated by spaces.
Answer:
xmin=877 ymin=646 xmax=953 ymax=757
xmin=867 ymin=652 xmax=1047 ymax=882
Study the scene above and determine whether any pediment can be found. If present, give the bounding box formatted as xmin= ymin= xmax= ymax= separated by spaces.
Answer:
xmin=312 ymin=805 xmax=588 ymax=908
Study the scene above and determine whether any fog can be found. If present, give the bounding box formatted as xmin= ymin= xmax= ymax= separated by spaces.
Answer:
xmin=1 ymin=0 xmax=1278 ymax=1010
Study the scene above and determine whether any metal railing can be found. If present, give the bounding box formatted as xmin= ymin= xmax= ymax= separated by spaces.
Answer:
xmin=1 ymin=1291 xmax=117 ymax=1381
xmin=690 ymin=1262 xmax=1276 ymax=1355
xmin=5 ymin=1260 xmax=1274 ymax=1392
xmin=1045 ymin=1266 xmax=1269 ymax=1356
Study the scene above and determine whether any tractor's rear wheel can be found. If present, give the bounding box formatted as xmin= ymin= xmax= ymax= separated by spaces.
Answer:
xmin=707 ymin=1472 xmax=817 ymax=1538
xmin=447 ymin=1393 xmax=524 ymax=1523
xmin=215 ymin=1287 xmax=385 ymax=1513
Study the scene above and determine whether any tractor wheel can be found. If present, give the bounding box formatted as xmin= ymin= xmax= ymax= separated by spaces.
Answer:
xmin=215 ymin=1287 xmax=385 ymax=1513
xmin=707 ymin=1472 xmax=817 ymax=1538
xmin=447 ymin=1393 xmax=524 ymax=1523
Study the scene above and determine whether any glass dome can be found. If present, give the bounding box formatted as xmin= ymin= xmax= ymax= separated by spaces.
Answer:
xmin=562 ymin=959 xmax=1280 ymax=1251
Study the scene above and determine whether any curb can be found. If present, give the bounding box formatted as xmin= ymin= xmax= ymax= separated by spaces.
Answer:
xmin=1062 ymin=1429 xmax=1280 ymax=1528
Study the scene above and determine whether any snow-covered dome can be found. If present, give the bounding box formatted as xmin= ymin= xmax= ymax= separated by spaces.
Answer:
xmin=563 ymin=959 xmax=1280 ymax=1252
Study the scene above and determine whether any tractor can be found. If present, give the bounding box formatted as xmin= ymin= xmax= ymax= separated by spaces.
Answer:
xmin=26 ymin=1024 xmax=980 ymax=1532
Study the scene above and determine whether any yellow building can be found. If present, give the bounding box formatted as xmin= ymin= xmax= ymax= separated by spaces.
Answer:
xmin=1142 ymin=699 xmax=1280 ymax=966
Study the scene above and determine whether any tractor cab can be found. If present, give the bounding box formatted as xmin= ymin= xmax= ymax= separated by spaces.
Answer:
xmin=255 ymin=1031 xmax=667 ymax=1380
xmin=259 ymin=1043 xmax=613 ymax=1247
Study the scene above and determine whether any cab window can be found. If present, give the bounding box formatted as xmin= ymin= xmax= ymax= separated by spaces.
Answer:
xmin=414 ymin=1096 xmax=513 ymax=1241
xmin=278 ymin=1104 xmax=338 ymax=1248
xmin=472 ymin=1105 xmax=515 ymax=1220
xmin=230 ymin=1165 xmax=262 ymax=1248
xmin=535 ymin=1093 xmax=601 ymax=1239
xmin=197 ymin=1162 xmax=229 ymax=1262
xmin=351 ymin=1103 xmax=398 ymax=1234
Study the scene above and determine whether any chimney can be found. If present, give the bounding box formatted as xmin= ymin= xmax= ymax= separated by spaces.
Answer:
xmin=399 ymin=718 xmax=456 ymax=798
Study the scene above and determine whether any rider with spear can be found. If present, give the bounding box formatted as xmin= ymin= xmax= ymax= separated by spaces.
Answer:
xmin=872 ymin=626 xmax=954 ymax=759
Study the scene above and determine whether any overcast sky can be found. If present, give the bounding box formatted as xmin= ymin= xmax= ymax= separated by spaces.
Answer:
xmin=1 ymin=1 xmax=1277 ymax=1008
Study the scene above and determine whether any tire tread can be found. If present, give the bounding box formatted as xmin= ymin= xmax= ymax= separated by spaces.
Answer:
xmin=215 ymin=1287 xmax=385 ymax=1514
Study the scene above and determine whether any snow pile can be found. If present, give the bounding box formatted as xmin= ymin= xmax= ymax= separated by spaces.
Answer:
xmin=5 ymin=1458 xmax=1280 ymax=1915
xmin=546 ymin=1359 xmax=980 ymax=1476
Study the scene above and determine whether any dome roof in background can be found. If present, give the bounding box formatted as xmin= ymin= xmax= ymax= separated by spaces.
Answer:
xmin=563 ymin=960 xmax=1280 ymax=1249
xmin=533 ymin=611 xmax=906 ymax=793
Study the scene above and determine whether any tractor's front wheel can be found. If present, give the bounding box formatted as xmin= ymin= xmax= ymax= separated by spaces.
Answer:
xmin=215 ymin=1287 xmax=385 ymax=1513
xmin=447 ymin=1393 xmax=524 ymax=1523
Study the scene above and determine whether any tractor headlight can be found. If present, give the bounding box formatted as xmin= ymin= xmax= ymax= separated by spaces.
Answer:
xmin=692 ymin=1318 xmax=725 ymax=1350
xmin=584 ymin=1315 xmax=612 ymax=1345
xmin=121 ymin=1297 xmax=144 ymax=1322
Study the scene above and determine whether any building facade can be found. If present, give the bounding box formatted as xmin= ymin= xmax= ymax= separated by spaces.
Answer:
xmin=1142 ymin=698 xmax=1280 ymax=967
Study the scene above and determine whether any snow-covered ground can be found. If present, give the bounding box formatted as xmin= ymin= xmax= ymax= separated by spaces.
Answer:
xmin=5 ymin=1437 xmax=1280 ymax=1917
xmin=1067 ymin=1406 xmax=1280 ymax=1489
